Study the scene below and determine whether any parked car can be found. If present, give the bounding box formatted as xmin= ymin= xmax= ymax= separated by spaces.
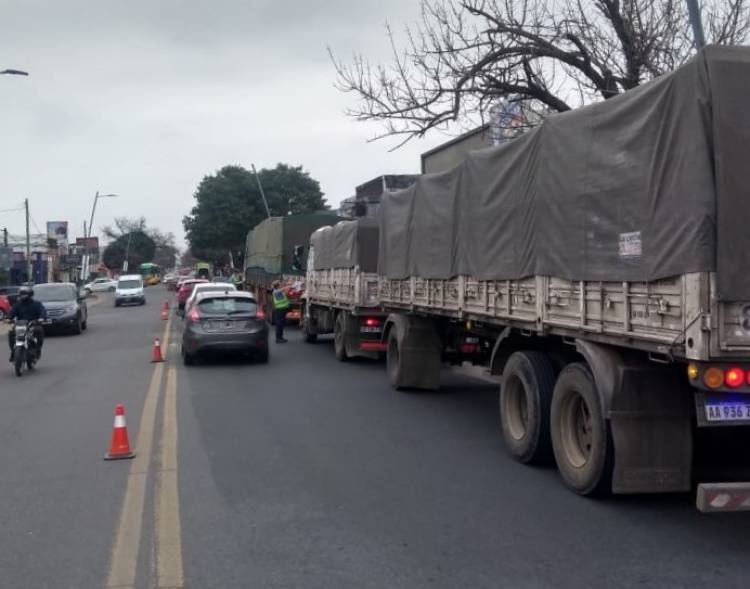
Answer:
xmin=181 ymin=291 xmax=268 ymax=365
xmin=34 ymin=282 xmax=88 ymax=334
xmin=184 ymin=282 xmax=236 ymax=313
xmin=0 ymin=286 xmax=21 ymax=306
xmin=176 ymin=279 xmax=208 ymax=314
xmin=0 ymin=294 xmax=11 ymax=320
xmin=115 ymin=275 xmax=146 ymax=307
xmin=84 ymin=277 xmax=117 ymax=294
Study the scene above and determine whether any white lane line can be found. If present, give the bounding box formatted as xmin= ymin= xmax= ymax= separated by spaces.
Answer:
xmin=104 ymin=318 xmax=171 ymax=589
xmin=155 ymin=364 xmax=184 ymax=588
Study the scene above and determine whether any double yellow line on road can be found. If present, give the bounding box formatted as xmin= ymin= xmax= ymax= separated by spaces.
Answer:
xmin=105 ymin=316 xmax=184 ymax=589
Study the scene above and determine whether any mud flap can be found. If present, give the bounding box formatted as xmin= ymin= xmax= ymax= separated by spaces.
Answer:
xmin=389 ymin=315 xmax=441 ymax=390
xmin=576 ymin=341 xmax=692 ymax=494
xmin=609 ymin=366 xmax=693 ymax=493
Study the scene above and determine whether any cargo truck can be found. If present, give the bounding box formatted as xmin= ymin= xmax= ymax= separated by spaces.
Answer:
xmin=304 ymin=46 xmax=750 ymax=511
xmin=244 ymin=213 xmax=343 ymax=322
xmin=304 ymin=218 xmax=387 ymax=359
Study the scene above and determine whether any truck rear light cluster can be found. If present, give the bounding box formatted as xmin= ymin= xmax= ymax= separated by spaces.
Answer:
xmin=364 ymin=317 xmax=381 ymax=327
xmin=689 ymin=363 xmax=750 ymax=390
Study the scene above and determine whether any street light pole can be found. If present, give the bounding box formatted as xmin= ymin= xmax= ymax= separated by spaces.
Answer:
xmin=25 ymin=198 xmax=32 ymax=283
xmin=82 ymin=191 xmax=117 ymax=281
xmin=686 ymin=0 xmax=706 ymax=49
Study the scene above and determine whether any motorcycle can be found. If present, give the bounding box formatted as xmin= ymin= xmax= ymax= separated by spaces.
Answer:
xmin=10 ymin=320 xmax=41 ymax=377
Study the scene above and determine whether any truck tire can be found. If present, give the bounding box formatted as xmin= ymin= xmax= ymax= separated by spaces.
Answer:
xmin=500 ymin=351 xmax=556 ymax=464
xmin=386 ymin=329 xmax=403 ymax=389
xmin=334 ymin=313 xmax=348 ymax=361
xmin=550 ymin=363 xmax=614 ymax=496
xmin=303 ymin=317 xmax=318 ymax=343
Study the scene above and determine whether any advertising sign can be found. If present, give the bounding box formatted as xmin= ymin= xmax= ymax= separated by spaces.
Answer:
xmin=47 ymin=221 xmax=69 ymax=247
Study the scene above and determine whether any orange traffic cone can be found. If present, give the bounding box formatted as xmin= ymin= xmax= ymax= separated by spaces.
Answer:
xmin=162 ymin=300 xmax=170 ymax=311
xmin=161 ymin=307 xmax=169 ymax=320
xmin=104 ymin=404 xmax=135 ymax=460
xmin=151 ymin=337 xmax=164 ymax=363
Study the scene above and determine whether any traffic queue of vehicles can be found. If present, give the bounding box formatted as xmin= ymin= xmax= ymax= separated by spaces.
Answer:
xmin=272 ymin=47 xmax=750 ymax=512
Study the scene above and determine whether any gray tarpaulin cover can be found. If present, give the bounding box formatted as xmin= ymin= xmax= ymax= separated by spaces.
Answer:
xmin=245 ymin=214 xmax=343 ymax=275
xmin=311 ymin=218 xmax=379 ymax=272
xmin=379 ymin=46 xmax=750 ymax=301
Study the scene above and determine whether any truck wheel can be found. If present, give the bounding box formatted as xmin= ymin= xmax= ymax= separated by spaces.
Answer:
xmin=334 ymin=313 xmax=348 ymax=361
xmin=386 ymin=329 xmax=403 ymax=389
xmin=303 ymin=317 xmax=318 ymax=343
xmin=551 ymin=363 xmax=614 ymax=496
xmin=500 ymin=351 xmax=556 ymax=464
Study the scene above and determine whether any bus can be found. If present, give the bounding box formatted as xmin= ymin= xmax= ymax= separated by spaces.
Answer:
xmin=138 ymin=262 xmax=161 ymax=286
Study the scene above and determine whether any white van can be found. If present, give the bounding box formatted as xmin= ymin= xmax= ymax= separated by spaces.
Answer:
xmin=115 ymin=274 xmax=146 ymax=307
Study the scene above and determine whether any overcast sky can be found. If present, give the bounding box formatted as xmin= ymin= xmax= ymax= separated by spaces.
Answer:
xmin=0 ymin=0 xmax=445 ymax=247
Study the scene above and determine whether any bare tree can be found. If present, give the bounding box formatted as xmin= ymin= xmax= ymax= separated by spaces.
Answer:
xmin=331 ymin=0 xmax=749 ymax=148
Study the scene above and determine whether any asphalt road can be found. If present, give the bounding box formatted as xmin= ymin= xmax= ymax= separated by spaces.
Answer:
xmin=1 ymin=287 xmax=749 ymax=589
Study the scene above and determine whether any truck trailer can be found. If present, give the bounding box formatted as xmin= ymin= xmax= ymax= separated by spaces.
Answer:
xmin=304 ymin=46 xmax=750 ymax=511
xmin=305 ymin=218 xmax=387 ymax=359
xmin=245 ymin=213 xmax=343 ymax=322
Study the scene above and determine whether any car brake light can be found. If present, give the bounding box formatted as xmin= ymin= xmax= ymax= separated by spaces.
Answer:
xmin=256 ymin=308 xmax=266 ymax=320
xmin=187 ymin=307 xmax=201 ymax=322
xmin=725 ymin=367 xmax=744 ymax=388
xmin=364 ymin=317 xmax=380 ymax=327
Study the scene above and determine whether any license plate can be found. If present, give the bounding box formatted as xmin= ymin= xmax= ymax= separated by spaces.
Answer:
xmin=360 ymin=326 xmax=382 ymax=334
xmin=705 ymin=402 xmax=750 ymax=422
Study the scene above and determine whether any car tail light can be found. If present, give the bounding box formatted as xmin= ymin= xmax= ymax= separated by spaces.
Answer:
xmin=187 ymin=307 xmax=201 ymax=322
xmin=364 ymin=317 xmax=380 ymax=327
xmin=256 ymin=308 xmax=266 ymax=321
xmin=725 ymin=367 xmax=744 ymax=388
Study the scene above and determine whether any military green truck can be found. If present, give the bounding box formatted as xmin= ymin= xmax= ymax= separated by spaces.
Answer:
xmin=244 ymin=214 xmax=343 ymax=322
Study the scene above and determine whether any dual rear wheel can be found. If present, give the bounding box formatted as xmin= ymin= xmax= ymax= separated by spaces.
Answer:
xmin=499 ymin=352 xmax=613 ymax=496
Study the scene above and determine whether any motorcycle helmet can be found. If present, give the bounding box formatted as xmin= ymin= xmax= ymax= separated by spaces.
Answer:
xmin=18 ymin=285 xmax=34 ymax=302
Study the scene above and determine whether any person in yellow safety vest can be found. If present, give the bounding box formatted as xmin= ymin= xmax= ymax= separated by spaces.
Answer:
xmin=271 ymin=280 xmax=291 ymax=343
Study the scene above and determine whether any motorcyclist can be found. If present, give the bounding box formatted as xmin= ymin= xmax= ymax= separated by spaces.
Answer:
xmin=7 ymin=286 xmax=47 ymax=361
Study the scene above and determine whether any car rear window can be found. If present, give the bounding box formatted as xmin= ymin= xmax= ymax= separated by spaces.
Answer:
xmin=118 ymin=280 xmax=142 ymax=289
xmin=197 ymin=297 xmax=257 ymax=315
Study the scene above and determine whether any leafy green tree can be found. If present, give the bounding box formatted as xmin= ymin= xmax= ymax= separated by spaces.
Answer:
xmin=102 ymin=231 xmax=156 ymax=271
xmin=101 ymin=217 xmax=177 ymax=271
xmin=183 ymin=164 xmax=328 ymax=264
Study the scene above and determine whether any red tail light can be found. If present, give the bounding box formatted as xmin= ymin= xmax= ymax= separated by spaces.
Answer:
xmin=725 ymin=367 xmax=744 ymax=388
xmin=187 ymin=307 xmax=201 ymax=322
xmin=364 ymin=317 xmax=380 ymax=327
xmin=256 ymin=308 xmax=266 ymax=321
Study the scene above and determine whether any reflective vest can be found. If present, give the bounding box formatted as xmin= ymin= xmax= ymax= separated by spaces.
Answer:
xmin=272 ymin=288 xmax=290 ymax=310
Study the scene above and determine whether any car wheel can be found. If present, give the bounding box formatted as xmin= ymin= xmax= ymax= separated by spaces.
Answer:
xmin=72 ymin=316 xmax=83 ymax=335
xmin=81 ymin=318 xmax=88 ymax=331
xmin=256 ymin=347 xmax=269 ymax=363
xmin=109 ymin=286 xmax=115 ymax=292
xmin=182 ymin=346 xmax=195 ymax=366
xmin=115 ymin=301 xmax=121 ymax=307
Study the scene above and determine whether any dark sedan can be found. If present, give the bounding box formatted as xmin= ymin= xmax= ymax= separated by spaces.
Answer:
xmin=35 ymin=283 xmax=88 ymax=334
xmin=181 ymin=291 xmax=268 ymax=365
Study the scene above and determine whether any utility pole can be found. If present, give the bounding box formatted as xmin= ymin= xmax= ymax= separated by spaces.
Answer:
xmin=2 ymin=227 xmax=7 ymax=247
xmin=686 ymin=0 xmax=706 ymax=49
xmin=25 ymin=198 xmax=32 ymax=284
xmin=251 ymin=164 xmax=272 ymax=219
